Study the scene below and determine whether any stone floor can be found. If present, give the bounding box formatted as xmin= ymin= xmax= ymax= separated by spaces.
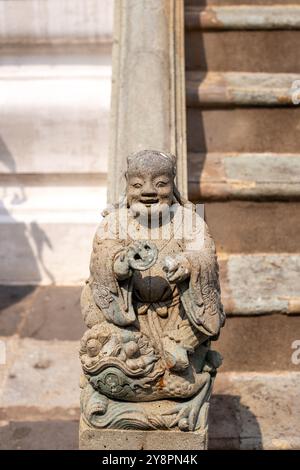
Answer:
xmin=0 ymin=286 xmax=299 ymax=450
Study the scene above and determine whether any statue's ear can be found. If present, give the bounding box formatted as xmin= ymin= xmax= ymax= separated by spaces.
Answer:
xmin=127 ymin=153 xmax=134 ymax=166
xmin=169 ymin=154 xmax=177 ymax=178
xmin=170 ymin=153 xmax=176 ymax=166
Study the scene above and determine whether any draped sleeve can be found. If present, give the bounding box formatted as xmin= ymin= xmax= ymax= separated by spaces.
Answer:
xmin=88 ymin=211 xmax=136 ymax=327
xmin=179 ymin=207 xmax=225 ymax=339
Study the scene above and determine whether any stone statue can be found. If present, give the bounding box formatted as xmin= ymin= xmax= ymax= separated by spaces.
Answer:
xmin=79 ymin=150 xmax=225 ymax=448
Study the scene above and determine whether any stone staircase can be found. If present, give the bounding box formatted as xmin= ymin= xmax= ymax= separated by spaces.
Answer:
xmin=0 ymin=283 xmax=299 ymax=449
xmin=184 ymin=0 xmax=300 ymax=447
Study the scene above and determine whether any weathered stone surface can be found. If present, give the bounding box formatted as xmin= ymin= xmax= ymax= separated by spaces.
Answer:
xmin=211 ymin=372 xmax=300 ymax=450
xmin=187 ymin=108 xmax=300 ymax=154
xmin=0 ymin=1 xmax=113 ymax=289
xmin=2 ymin=287 xmax=300 ymax=371
xmin=0 ymin=0 xmax=113 ymax=44
xmin=0 ymin=183 xmax=106 ymax=285
xmin=188 ymin=153 xmax=300 ymax=200
xmin=0 ymin=286 xmax=83 ymax=340
xmin=0 ymin=221 xmax=99 ymax=285
xmin=80 ymin=150 xmax=224 ymax=441
xmin=109 ymin=0 xmax=187 ymax=202
xmin=185 ymin=5 xmax=300 ymax=31
xmin=0 ymin=61 xmax=111 ymax=175
xmin=80 ymin=418 xmax=207 ymax=450
xmin=217 ymin=315 xmax=300 ymax=372
xmin=185 ymin=30 xmax=300 ymax=73
xmin=0 ymin=338 xmax=80 ymax=420
xmin=0 ymin=336 xmax=19 ymax=394
xmin=19 ymin=287 xmax=84 ymax=341
xmin=220 ymin=254 xmax=300 ymax=315
xmin=187 ymin=72 xmax=300 ymax=107
xmin=205 ymin=202 xmax=300 ymax=254
xmin=0 ymin=372 xmax=299 ymax=449
xmin=187 ymin=0 xmax=296 ymax=5
xmin=0 ymin=420 xmax=78 ymax=450
xmin=0 ymin=286 xmax=36 ymax=336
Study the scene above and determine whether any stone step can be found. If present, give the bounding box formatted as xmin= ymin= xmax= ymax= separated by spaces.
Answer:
xmin=0 ymin=337 xmax=80 ymax=422
xmin=185 ymin=5 xmax=300 ymax=31
xmin=1 ymin=184 xmax=299 ymax=306
xmin=205 ymin=201 xmax=300 ymax=254
xmin=0 ymin=420 xmax=78 ymax=450
xmin=0 ymin=231 xmax=299 ymax=313
xmin=186 ymin=72 xmax=300 ymax=107
xmin=1 ymin=286 xmax=299 ymax=372
xmin=0 ymin=59 xmax=111 ymax=175
xmin=0 ymin=182 xmax=106 ymax=285
xmin=0 ymin=337 xmax=299 ymax=450
xmin=185 ymin=30 xmax=300 ymax=73
xmin=0 ymin=0 xmax=113 ymax=45
xmin=217 ymin=315 xmax=300 ymax=373
xmin=187 ymin=108 xmax=300 ymax=153
xmin=0 ymin=184 xmax=299 ymax=308
xmin=210 ymin=371 xmax=300 ymax=449
xmin=188 ymin=153 xmax=300 ymax=200
xmin=0 ymin=286 xmax=83 ymax=340
xmin=186 ymin=1 xmax=298 ymax=7
xmin=219 ymin=253 xmax=300 ymax=315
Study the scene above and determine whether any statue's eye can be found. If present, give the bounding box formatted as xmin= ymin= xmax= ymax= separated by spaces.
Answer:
xmin=133 ymin=183 xmax=142 ymax=189
xmin=156 ymin=181 xmax=167 ymax=188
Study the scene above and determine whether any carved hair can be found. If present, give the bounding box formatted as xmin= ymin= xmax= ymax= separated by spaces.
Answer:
xmin=127 ymin=149 xmax=177 ymax=177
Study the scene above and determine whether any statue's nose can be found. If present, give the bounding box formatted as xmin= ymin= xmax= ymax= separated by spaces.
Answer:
xmin=141 ymin=182 xmax=157 ymax=197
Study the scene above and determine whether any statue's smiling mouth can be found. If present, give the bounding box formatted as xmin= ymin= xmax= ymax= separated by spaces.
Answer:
xmin=140 ymin=198 xmax=159 ymax=206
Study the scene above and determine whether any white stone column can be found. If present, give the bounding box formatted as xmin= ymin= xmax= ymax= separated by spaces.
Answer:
xmin=0 ymin=0 xmax=113 ymax=285
xmin=108 ymin=0 xmax=187 ymax=204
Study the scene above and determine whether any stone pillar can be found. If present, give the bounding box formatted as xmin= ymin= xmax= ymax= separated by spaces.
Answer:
xmin=108 ymin=0 xmax=187 ymax=204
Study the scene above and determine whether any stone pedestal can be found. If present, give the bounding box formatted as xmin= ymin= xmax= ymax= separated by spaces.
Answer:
xmin=79 ymin=418 xmax=207 ymax=450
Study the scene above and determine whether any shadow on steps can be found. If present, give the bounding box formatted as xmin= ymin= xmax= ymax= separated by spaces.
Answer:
xmin=209 ymin=394 xmax=262 ymax=450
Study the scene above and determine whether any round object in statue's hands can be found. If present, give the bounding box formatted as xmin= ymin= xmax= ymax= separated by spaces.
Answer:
xmin=127 ymin=241 xmax=158 ymax=271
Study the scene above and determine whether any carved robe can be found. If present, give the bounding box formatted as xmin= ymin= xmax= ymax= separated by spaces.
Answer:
xmin=81 ymin=204 xmax=224 ymax=396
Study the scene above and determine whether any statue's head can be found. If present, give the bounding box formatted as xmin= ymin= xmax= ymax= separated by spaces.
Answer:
xmin=125 ymin=150 xmax=177 ymax=214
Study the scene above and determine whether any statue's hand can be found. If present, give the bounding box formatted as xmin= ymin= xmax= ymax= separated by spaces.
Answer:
xmin=114 ymin=241 xmax=158 ymax=279
xmin=113 ymin=250 xmax=132 ymax=280
xmin=162 ymin=254 xmax=191 ymax=283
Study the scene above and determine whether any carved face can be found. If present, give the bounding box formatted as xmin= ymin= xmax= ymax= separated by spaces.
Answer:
xmin=127 ymin=168 xmax=173 ymax=208
xmin=126 ymin=153 xmax=175 ymax=213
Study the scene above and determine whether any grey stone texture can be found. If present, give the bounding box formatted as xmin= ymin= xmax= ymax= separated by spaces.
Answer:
xmin=1 ymin=286 xmax=300 ymax=371
xmin=79 ymin=418 xmax=207 ymax=450
xmin=79 ymin=150 xmax=225 ymax=447
xmin=1 ymin=368 xmax=299 ymax=449
xmin=109 ymin=0 xmax=187 ymax=203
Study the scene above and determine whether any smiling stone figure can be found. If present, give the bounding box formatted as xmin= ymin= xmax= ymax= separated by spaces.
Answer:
xmin=79 ymin=150 xmax=225 ymax=448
